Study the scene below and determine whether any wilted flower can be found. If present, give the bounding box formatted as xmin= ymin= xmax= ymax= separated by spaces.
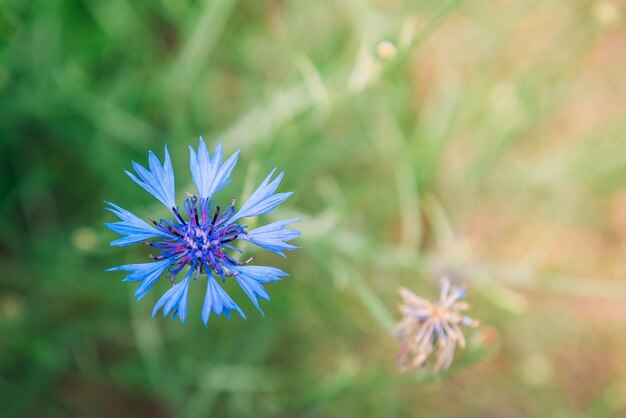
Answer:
xmin=106 ymin=138 xmax=299 ymax=325
xmin=397 ymin=278 xmax=479 ymax=373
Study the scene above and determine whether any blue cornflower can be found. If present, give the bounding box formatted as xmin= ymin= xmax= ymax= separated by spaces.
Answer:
xmin=106 ymin=138 xmax=299 ymax=325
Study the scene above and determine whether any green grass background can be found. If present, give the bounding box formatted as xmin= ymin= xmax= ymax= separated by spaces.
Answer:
xmin=2 ymin=0 xmax=626 ymax=417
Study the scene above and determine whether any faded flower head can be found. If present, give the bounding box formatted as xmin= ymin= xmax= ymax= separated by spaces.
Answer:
xmin=105 ymin=138 xmax=299 ymax=325
xmin=397 ymin=277 xmax=479 ymax=373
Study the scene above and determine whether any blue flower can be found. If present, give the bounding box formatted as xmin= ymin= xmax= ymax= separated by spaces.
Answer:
xmin=106 ymin=137 xmax=300 ymax=325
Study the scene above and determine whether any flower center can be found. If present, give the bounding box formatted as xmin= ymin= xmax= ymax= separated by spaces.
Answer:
xmin=431 ymin=305 xmax=446 ymax=320
xmin=147 ymin=196 xmax=248 ymax=279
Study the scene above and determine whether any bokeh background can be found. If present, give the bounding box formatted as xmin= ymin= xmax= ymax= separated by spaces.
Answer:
xmin=2 ymin=0 xmax=626 ymax=416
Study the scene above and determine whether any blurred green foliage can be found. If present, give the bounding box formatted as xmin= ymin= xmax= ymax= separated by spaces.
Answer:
xmin=2 ymin=0 xmax=626 ymax=417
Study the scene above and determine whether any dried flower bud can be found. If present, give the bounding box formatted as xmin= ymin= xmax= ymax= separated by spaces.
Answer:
xmin=397 ymin=277 xmax=479 ymax=373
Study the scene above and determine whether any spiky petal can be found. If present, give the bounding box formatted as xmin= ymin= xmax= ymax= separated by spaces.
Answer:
xmin=242 ymin=218 xmax=301 ymax=257
xmin=152 ymin=272 xmax=192 ymax=323
xmin=202 ymin=276 xmax=246 ymax=325
xmin=231 ymin=265 xmax=288 ymax=313
xmin=125 ymin=145 xmax=177 ymax=211
xmin=189 ymin=138 xmax=239 ymax=200
xmin=105 ymin=201 xmax=175 ymax=246
xmin=106 ymin=258 xmax=175 ymax=300
xmin=228 ymin=169 xmax=293 ymax=224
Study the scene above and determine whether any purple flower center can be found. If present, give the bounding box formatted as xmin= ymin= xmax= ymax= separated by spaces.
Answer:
xmin=149 ymin=196 xmax=248 ymax=281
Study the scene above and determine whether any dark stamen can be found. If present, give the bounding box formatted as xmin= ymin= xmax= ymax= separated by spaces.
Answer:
xmin=221 ymin=235 xmax=238 ymax=243
xmin=168 ymin=226 xmax=183 ymax=237
xmin=172 ymin=207 xmax=187 ymax=225
xmin=211 ymin=206 xmax=221 ymax=225
xmin=193 ymin=202 xmax=199 ymax=226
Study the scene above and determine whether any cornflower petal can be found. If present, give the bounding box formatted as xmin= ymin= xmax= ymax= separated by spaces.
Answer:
xmin=189 ymin=138 xmax=240 ymax=199
xmin=151 ymin=273 xmax=191 ymax=323
xmin=125 ymin=145 xmax=176 ymax=210
xmin=230 ymin=265 xmax=287 ymax=313
xmin=233 ymin=265 xmax=288 ymax=283
xmin=228 ymin=169 xmax=293 ymax=224
xmin=235 ymin=275 xmax=269 ymax=314
xmin=106 ymin=258 xmax=175 ymax=300
xmin=104 ymin=201 xmax=175 ymax=246
xmin=202 ymin=276 xmax=246 ymax=326
xmin=242 ymin=218 xmax=301 ymax=257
